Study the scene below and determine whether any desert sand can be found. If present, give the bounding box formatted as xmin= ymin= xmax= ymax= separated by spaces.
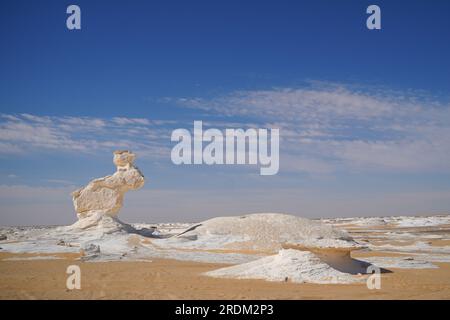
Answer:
xmin=2 ymin=213 xmax=450 ymax=299
xmin=1 ymin=252 xmax=450 ymax=300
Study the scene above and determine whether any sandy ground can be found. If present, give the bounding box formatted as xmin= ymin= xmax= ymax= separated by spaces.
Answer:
xmin=1 ymin=252 xmax=450 ymax=300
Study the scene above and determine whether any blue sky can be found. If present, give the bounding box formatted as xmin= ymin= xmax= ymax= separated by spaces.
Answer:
xmin=1 ymin=0 xmax=450 ymax=225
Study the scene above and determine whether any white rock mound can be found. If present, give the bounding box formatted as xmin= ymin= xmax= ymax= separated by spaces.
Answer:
xmin=177 ymin=213 xmax=374 ymax=282
xmin=177 ymin=213 xmax=363 ymax=251
xmin=69 ymin=150 xmax=145 ymax=231
xmin=205 ymin=249 xmax=364 ymax=284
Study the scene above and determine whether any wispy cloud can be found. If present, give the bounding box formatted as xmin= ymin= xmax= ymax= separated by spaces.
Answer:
xmin=172 ymin=82 xmax=450 ymax=173
xmin=112 ymin=117 xmax=150 ymax=126
xmin=44 ymin=179 xmax=75 ymax=185
xmin=0 ymin=114 xmax=173 ymax=159
xmin=2 ymin=82 xmax=450 ymax=174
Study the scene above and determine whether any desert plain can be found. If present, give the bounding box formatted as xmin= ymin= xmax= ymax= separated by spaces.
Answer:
xmin=1 ymin=214 xmax=450 ymax=300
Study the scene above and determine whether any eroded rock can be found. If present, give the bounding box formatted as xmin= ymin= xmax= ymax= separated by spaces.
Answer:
xmin=70 ymin=150 xmax=144 ymax=229
xmin=176 ymin=213 xmax=363 ymax=251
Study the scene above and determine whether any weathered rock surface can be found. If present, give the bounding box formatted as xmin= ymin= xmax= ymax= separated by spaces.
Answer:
xmin=205 ymin=249 xmax=365 ymax=284
xmin=177 ymin=213 xmax=373 ymax=279
xmin=176 ymin=213 xmax=364 ymax=251
xmin=70 ymin=150 xmax=144 ymax=230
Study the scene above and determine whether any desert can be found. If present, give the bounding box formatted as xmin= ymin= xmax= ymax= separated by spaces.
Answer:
xmin=1 ymin=214 xmax=450 ymax=299
xmin=1 ymin=151 xmax=450 ymax=299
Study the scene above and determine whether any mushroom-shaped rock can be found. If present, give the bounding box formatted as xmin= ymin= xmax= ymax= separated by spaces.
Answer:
xmin=205 ymin=249 xmax=365 ymax=284
xmin=176 ymin=213 xmax=374 ymax=279
xmin=70 ymin=150 xmax=144 ymax=230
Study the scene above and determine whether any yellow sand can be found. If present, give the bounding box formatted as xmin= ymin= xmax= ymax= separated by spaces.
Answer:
xmin=1 ymin=252 xmax=450 ymax=300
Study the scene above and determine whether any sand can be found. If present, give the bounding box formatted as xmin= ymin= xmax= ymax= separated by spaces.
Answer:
xmin=1 ymin=252 xmax=450 ymax=300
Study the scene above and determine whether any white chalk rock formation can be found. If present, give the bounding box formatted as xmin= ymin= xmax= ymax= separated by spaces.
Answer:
xmin=70 ymin=150 xmax=144 ymax=230
xmin=177 ymin=213 xmax=363 ymax=251
xmin=178 ymin=213 xmax=373 ymax=282
xmin=205 ymin=249 xmax=364 ymax=284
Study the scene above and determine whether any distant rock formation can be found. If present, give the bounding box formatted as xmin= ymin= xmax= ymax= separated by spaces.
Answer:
xmin=176 ymin=213 xmax=363 ymax=251
xmin=70 ymin=150 xmax=145 ymax=230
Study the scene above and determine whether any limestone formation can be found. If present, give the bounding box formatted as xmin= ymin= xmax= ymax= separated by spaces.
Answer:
xmin=70 ymin=150 xmax=144 ymax=229
xmin=176 ymin=213 xmax=363 ymax=251
xmin=177 ymin=213 xmax=373 ymax=277
xmin=205 ymin=249 xmax=364 ymax=284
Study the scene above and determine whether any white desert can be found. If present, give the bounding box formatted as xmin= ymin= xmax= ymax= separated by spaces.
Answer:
xmin=1 ymin=151 xmax=450 ymax=299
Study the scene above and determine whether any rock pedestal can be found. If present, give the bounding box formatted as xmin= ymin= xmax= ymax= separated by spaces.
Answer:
xmin=70 ymin=150 xmax=145 ymax=230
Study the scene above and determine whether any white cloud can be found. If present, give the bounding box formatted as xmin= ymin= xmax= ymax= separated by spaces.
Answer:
xmin=176 ymin=86 xmax=409 ymax=120
xmin=173 ymin=83 xmax=450 ymax=173
xmin=0 ymin=114 xmax=172 ymax=160
xmin=2 ymin=83 xmax=450 ymax=175
xmin=45 ymin=179 xmax=74 ymax=185
xmin=112 ymin=117 xmax=150 ymax=126
xmin=20 ymin=113 xmax=53 ymax=124
xmin=0 ymin=141 xmax=24 ymax=154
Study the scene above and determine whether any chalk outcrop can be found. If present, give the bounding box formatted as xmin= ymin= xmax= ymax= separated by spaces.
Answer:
xmin=205 ymin=249 xmax=365 ymax=284
xmin=177 ymin=213 xmax=363 ymax=251
xmin=70 ymin=150 xmax=144 ymax=230
xmin=177 ymin=213 xmax=374 ymax=282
